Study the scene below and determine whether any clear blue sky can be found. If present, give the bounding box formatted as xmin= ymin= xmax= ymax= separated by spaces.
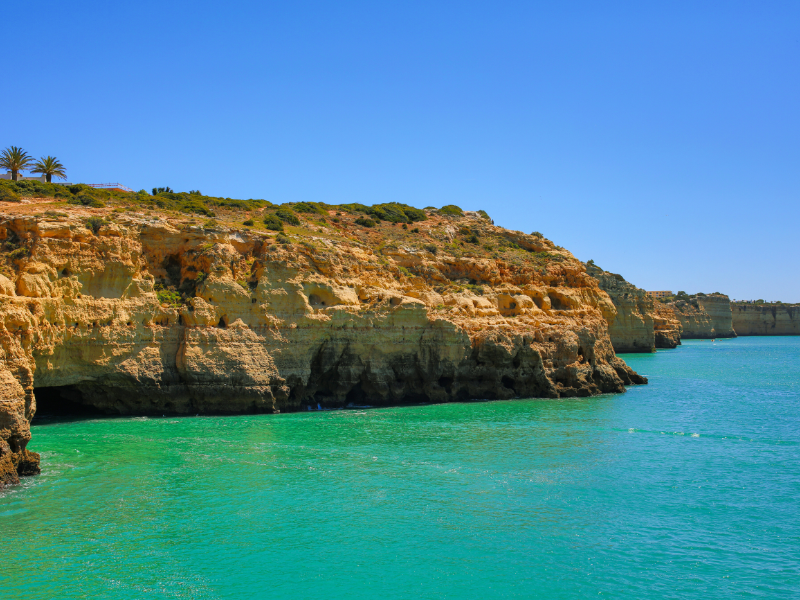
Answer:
xmin=4 ymin=1 xmax=798 ymax=301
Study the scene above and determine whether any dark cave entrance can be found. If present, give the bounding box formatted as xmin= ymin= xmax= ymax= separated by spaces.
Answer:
xmin=32 ymin=385 xmax=105 ymax=422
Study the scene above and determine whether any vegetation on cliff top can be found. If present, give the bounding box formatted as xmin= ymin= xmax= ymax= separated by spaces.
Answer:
xmin=0 ymin=180 xmax=574 ymax=291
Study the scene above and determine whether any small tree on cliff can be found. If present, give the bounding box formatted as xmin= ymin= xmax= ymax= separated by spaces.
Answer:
xmin=31 ymin=156 xmax=67 ymax=183
xmin=0 ymin=146 xmax=34 ymax=181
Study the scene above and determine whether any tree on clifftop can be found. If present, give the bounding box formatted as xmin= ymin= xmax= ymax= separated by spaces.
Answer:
xmin=31 ymin=156 xmax=67 ymax=182
xmin=0 ymin=146 xmax=34 ymax=181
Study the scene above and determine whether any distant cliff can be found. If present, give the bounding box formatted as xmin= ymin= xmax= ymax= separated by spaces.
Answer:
xmin=661 ymin=294 xmax=736 ymax=339
xmin=732 ymin=303 xmax=800 ymax=336
xmin=585 ymin=264 xmax=655 ymax=353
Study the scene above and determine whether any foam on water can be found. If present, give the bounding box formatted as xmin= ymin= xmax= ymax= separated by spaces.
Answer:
xmin=2 ymin=337 xmax=799 ymax=599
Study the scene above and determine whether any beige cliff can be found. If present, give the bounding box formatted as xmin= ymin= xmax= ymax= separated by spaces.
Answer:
xmin=0 ymin=199 xmax=645 ymax=487
xmin=662 ymin=294 xmax=736 ymax=339
xmin=585 ymin=263 xmax=655 ymax=353
xmin=653 ymin=303 xmax=681 ymax=348
xmin=732 ymin=303 xmax=800 ymax=336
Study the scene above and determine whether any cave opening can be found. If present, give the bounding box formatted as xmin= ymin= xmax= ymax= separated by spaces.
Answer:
xmin=32 ymin=385 xmax=105 ymax=422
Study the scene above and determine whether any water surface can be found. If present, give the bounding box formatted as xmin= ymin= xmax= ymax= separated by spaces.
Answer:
xmin=2 ymin=337 xmax=799 ymax=598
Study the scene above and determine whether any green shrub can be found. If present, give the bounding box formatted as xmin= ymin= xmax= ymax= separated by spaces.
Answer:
xmin=292 ymin=201 xmax=327 ymax=215
xmin=411 ymin=227 xmax=420 ymax=233
xmin=0 ymin=186 xmax=20 ymax=203
xmin=264 ymin=214 xmax=284 ymax=231
xmin=365 ymin=202 xmax=426 ymax=223
xmin=438 ymin=205 xmax=463 ymax=216
xmin=423 ymin=244 xmax=438 ymax=255
xmin=275 ymin=209 xmax=300 ymax=225
xmin=7 ymin=247 xmax=30 ymax=260
xmin=477 ymin=210 xmax=491 ymax=221
xmin=276 ymin=233 xmax=291 ymax=245
xmin=86 ymin=216 xmax=105 ymax=235
xmin=243 ymin=218 xmax=254 ymax=226
xmin=531 ymin=231 xmax=543 ymax=238
xmin=355 ymin=217 xmax=376 ymax=227
xmin=465 ymin=234 xmax=480 ymax=244
xmin=156 ymin=288 xmax=182 ymax=307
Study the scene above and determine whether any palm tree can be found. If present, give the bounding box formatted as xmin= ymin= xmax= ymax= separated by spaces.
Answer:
xmin=31 ymin=156 xmax=67 ymax=183
xmin=0 ymin=146 xmax=34 ymax=181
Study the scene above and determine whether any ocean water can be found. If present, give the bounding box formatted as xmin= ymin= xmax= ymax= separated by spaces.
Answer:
xmin=2 ymin=337 xmax=799 ymax=599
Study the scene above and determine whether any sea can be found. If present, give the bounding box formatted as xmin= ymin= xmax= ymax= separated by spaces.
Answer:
xmin=2 ymin=337 xmax=799 ymax=599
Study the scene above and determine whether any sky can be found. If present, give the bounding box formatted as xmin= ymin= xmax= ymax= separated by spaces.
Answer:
xmin=3 ymin=1 xmax=798 ymax=301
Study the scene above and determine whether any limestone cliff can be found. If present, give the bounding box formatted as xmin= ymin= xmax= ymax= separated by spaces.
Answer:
xmin=585 ymin=263 xmax=655 ymax=353
xmin=0 ymin=198 xmax=645 ymax=487
xmin=653 ymin=303 xmax=681 ymax=348
xmin=660 ymin=294 xmax=736 ymax=339
xmin=732 ymin=303 xmax=800 ymax=336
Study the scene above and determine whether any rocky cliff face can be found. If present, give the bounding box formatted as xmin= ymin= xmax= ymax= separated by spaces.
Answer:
xmin=585 ymin=264 xmax=655 ymax=353
xmin=660 ymin=294 xmax=736 ymax=339
xmin=0 ymin=201 xmax=645 ymax=487
xmin=732 ymin=303 xmax=800 ymax=336
xmin=653 ymin=303 xmax=681 ymax=348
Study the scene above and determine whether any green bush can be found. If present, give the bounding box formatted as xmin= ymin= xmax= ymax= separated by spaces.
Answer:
xmin=355 ymin=217 xmax=376 ymax=227
xmin=7 ymin=247 xmax=30 ymax=260
xmin=438 ymin=205 xmax=463 ymax=216
xmin=68 ymin=193 xmax=101 ymax=207
xmin=156 ymin=288 xmax=182 ymax=307
xmin=465 ymin=234 xmax=480 ymax=244
xmin=276 ymin=233 xmax=291 ymax=245
xmin=0 ymin=186 xmax=20 ymax=203
xmin=275 ymin=209 xmax=300 ymax=225
xmin=86 ymin=216 xmax=105 ymax=235
xmin=243 ymin=218 xmax=255 ymax=226
xmin=264 ymin=214 xmax=284 ymax=231
xmin=477 ymin=210 xmax=491 ymax=221
xmin=531 ymin=231 xmax=543 ymax=238
xmin=369 ymin=202 xmax=426 ymax=223
xmin=424 ymin=244 xmax=438 ymax=255
xmin=292 ymin=201 xmax=327 ymax=215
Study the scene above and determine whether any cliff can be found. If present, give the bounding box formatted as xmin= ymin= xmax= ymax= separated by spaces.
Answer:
xmin=0 ymin=191 xmax=645 ymax=487
xmin=732 ymin=303 xmax=800 ymax=336
xmin=660 ymin=294 xmax=736 ymax=339
xmin=653 ymin=303 xmax=681 ymax=348
xmin=585 ymin=264 xmax=655 ymax=353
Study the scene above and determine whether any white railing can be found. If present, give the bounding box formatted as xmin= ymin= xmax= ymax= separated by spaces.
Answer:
xmin=85 ymin=183 xmax=134 ymax=193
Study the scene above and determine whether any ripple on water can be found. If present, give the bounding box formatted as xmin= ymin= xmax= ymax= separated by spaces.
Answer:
xmin=1 ymin=337 xmax=799 ymax=599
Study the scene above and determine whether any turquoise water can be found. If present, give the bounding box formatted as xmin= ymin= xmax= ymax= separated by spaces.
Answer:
xmin=2 ymin=337 xmax=799 ymax=599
